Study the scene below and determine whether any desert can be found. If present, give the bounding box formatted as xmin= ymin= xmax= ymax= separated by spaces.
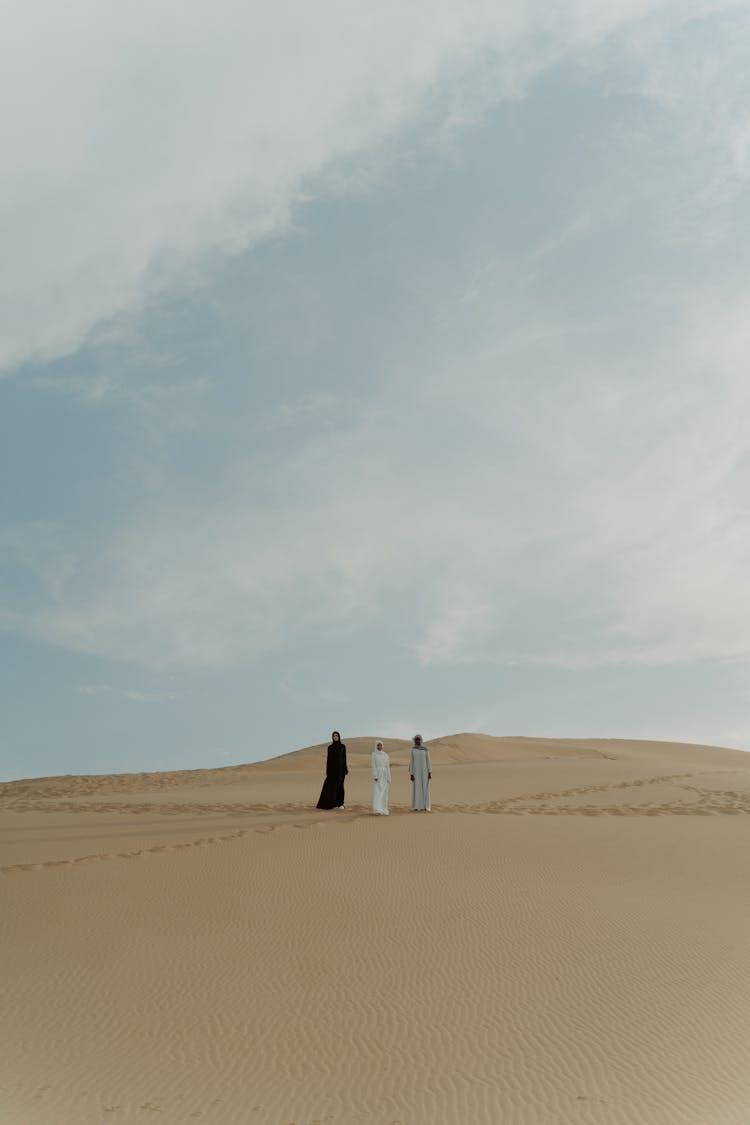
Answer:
xmin=2 ymin=734 xmax=750 ymax=1124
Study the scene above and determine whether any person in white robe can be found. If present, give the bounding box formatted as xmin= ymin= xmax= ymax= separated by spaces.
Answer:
xmin=409 ymin=734 xmax=432 ymax=811
xmin=371 ymin=740 xmax=391 ymax=815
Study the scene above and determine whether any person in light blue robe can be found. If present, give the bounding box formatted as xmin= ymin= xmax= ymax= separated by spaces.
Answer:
xmin=409 ymin=734 xmax=432 ymax=811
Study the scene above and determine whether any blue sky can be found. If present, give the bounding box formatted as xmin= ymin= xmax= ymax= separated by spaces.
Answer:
xmin=2 ymin=1 xmax=750 ymax=779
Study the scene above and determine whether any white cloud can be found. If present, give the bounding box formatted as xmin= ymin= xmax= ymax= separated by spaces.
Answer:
xmin=77 ymin=682 xmax=176 ymax=702
xmin=2 ymin=1 xmax=750 ymax=680
xmin=414 ymin=585 xmax=493 ymax=666
xmin=4 ymin=277 xmax=749 ymax=672
xmin=263 ymin=392 xmax=341 ymax=432
xmin=1 ymin=0 xmax=742 ymax=373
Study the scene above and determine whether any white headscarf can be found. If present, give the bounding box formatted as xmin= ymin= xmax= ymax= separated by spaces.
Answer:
xmin=374 ymin=740 xmax=384 ymax=752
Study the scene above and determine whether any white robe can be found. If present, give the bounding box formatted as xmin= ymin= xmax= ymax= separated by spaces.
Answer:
xmin=409 ymin=745 xmax=432 ymax=810
xmin=371 ymin=749 xmax=391 ymax=815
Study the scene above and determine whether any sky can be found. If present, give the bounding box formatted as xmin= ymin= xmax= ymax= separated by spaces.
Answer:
xmin=2 ymin=0 xmax=750 ymax=780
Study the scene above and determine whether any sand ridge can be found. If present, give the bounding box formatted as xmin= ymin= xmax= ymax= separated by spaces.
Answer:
xmin=2 ymin=736 xmax=750 ymax=1124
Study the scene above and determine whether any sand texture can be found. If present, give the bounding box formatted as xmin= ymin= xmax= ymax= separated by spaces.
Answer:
xmin=2 ymin=735 xmax=750 ymax=1124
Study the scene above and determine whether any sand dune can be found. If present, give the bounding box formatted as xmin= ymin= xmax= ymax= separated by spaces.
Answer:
xmin=2 ymin=735 xmax=750 ymax=1124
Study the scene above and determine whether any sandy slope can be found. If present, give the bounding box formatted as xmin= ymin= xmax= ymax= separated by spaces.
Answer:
xmin=2 ymin=735 xmax=750 ymax=1124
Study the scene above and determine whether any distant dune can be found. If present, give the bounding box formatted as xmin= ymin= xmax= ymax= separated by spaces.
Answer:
xmin=255 ymin=732 xmax=615 ymax=769
xmin=2 ymin=735 xmax=750 ymax=1124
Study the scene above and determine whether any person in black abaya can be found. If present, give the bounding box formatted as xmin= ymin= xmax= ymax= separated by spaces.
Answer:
xmin=316 ymin=731 xmax=348 ymax=809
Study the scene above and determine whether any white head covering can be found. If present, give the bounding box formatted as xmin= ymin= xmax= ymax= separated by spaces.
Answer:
xmin=374 ymin=739 xmax=384 ymax=751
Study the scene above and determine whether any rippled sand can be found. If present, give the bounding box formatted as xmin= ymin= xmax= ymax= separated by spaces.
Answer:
xmin=2 ymin=735 xmax=750 ymax=1124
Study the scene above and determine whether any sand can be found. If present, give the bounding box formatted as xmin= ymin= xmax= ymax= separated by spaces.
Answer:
xmin=2 ymin=735 xmax=750 ymax=1125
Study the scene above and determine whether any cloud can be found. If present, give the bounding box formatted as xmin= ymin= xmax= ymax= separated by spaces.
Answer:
xmin=122 ymin=689 xmax=177 ymax=703
xmin=414 ymin=585 xmax=494 ymax=667
xmin=262 ymin=392 xmax=341 ymax=432
xmin=4 ymin=274 xmax=749 ymax=672
xmin=2 ymin=0 xmax=743 ymax=373
xmin=2 ymin=1 xmax=750 ymax=679
xmin=78 ymin=683 xmax=176 ymax=702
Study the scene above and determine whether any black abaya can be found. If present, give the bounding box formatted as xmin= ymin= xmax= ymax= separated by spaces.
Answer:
xmin=316 ymin=742 xmax=348 ymax=809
